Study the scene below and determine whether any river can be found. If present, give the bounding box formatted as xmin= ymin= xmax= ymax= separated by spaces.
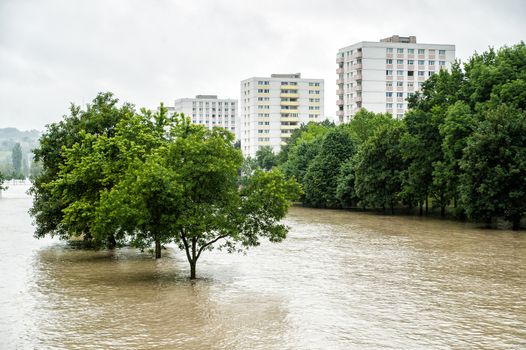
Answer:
xmin=0 ymin=183 xmax=524 ymax=349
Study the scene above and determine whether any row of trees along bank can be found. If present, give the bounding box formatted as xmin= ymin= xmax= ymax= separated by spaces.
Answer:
xmin=257 ymin=43 xmax=526 ymax=230
xmin=30 ymin=93 xmax=301 ymax=279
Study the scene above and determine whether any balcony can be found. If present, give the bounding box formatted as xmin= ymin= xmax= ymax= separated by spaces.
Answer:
xmin=281 ymin=133 xmax=293 ymax=138
xmin=429 ymin=54 xmax=436 ymax=59
xmin=386 ymin=64 xmax=393 ymax=69
xmin=397 ymin=86 xmax=404 ymax=91
xmin=281 ymin=116 xmax=300 ymax=122
xmin=408 ymin=54 xmax=415 ymax=59
xmin=397 ymin=53 xmax=404 ymax=59
xmin=281 ymin=124 xmax=298 ymax=130
xmin=336 ymin=110 xmax=344 ymax=117
xmin=397 ymin=64 xmax=404 ymax=69
xmin=418 ymin=65 xmax=425 ymax=70
xmin=353 ymin=51 xmax=362 ymax=58
xmin=386 ymin=53 xmax=393 ymax=59
xmin=418 ymin=76 xmax=425 ymax=81
xmin=439 ymin=54 xmax=446 ymax=60
xmin=386 ymin=97 xmax=393 ymax=103
xmin=386 ymin=76 xmax=393 ymax=81
xmin=407 ymin=64 xmax=414 ymax=70
xmin=408 ymin=75 xmax=414 ymax=80
xmin=280 ymin=84 xmax=299 ymax=90
xmin=354 ymin=85 xmax=362 ymax=91
xmin=336 ymin=67 xmax=344 ymax=74
xmin=397 ymin=97 xmax=404 ymax=102
xmin=354 ymin=95 xmax=362 ymax=102
xmin=386 ymin=85 xmax=393 ymax=91
xmin=336 ymin=99 xmax=344 ymax=106
xmin=280 ymin=93 xmax=299 ymax=98
xmin=354 ymin=63 xmax=362 ymax=69
xmin=280 ymin=109 xmax=299 ymax=114
xmin=353 ymin=74 xmax=362 ymax=80
xmin=386 ymin=108 xmax=393 ymax=114
xmin=336 ymin=56 xmax=344 ymax=64
xmin=336 ymin=89 xmax=344 ymax=95
xmin=280 ymin=101 xmax=299 ymax=106
xmin=397 ymin=75 xmax=404 ymax=80
xmin=418 ymin=54 xmax=425 ymax=59
xmin=336 ymin=78 xmax=344 ymax=85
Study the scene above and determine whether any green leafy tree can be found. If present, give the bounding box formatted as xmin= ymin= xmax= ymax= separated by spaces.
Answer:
xmin=255 ymin=146 xmax=277 ymax=170
xmin=347 ymin=109 xmax=392 ymax=146
xmin=336 ymin=156 xmax=359 ymax=208
xmin=459 ymin=105 xmax=526 ymax=230
xmin=303 ymin=127 xmax=355 ymax=208
xmin=280 ymin=121 xmax=334 ymax=185
xmin=0 ymin=171 xmax=7 ymax=191
xmin=11 ymin=142 xmax=22 ymax=175
xmin=354 ymin=121 xmax=405 ymax=213
xmin=30 ymin=92 xmax=136 ymax=243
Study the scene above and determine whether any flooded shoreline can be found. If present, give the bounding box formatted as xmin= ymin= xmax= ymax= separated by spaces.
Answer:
xmin=1 ymin=185 xmax=524 ymax=349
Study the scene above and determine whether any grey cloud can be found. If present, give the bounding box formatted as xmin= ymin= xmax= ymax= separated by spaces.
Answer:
xmin=0 ymin=0 xmax=525 ymax=130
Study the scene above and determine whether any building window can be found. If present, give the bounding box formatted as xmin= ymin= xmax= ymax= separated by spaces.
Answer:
xmin=408 ymin=48 xmax=415 ymax=54
xmin=397 ymin=81 xmax=404 ymax=87
xmin=429 ymin=60 xmax=435 ymax=65
xmin=397 ymin=48 xmax=404 ymax=54
xmin=418 ymin=49 xmax=425 ymax=54
xmin=439 ymin=61 xmax=446 ymax=66
xmin=418 ymin=71 xmax=425 ymax=76
xmin=408 ymin=60 xmax=414 ymax=65
xmin=386 ymin=103 xmax=393 ymax=108
xmin=387 ymin=48 xmax=393 ymax=53
xmin=408 ymin=71 xmax=414 ymax=76
xmin=418 ymin=60 xmax=425 ymax=65
xmin=397 ymin=59 xmax=403 ymax=64
xmin=386 ymin=59 xmax=393 ymax=64
xmin=386 ymin=70 xmax=393 ymax=76
xmin=397 ymin=70 xmax=404 ymax=76
xmin=397 ymin=92 xmax=403 ymax=97
xmin=386 ymin=92 xmax=393 ymax=97
xmin=429 ymin=71 xmax=435 ymax=76
xmin=386 ymin=82 xmax=393 ymax=87
xmin=439 ymin=49 xmax=446 ymax=55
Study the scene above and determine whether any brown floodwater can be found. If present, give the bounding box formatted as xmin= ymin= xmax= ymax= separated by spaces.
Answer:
xmin=0 ymin=183 xmax=525 ymax=349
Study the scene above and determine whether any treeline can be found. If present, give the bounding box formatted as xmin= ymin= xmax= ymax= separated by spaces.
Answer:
xmin=258 ymin=43 xmax=526 ymax=230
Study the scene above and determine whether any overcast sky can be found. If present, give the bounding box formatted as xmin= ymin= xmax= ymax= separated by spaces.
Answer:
xmin=1 ymin=0 xmax=525 ymax=131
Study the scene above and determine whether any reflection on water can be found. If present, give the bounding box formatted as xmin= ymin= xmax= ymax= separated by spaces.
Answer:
xmin=0 ymin=184 xmax=525 ymax=349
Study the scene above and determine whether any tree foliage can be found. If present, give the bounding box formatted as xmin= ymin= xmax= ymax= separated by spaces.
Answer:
xmin=30 ymin=92 xmax=301 ymax=278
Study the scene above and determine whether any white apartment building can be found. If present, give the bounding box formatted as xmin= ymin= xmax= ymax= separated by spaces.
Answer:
xmin=168 ymin=95 xmax=238 ymax=138
xmin=336 ymin=35 xmax=455 ymax=123
xmin=240 ymin=73 xmax=324 ymax=157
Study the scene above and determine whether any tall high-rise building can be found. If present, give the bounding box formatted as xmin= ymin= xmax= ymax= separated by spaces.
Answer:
xmin=168 ymin=95 xmax=238 ymax=138
xmin=336 ymin=35 xmax=455 ymax=123
xmin=240 ymin=73 xmax=324 ymax=157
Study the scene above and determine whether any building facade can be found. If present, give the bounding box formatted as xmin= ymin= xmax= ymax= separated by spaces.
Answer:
xmin=336 ymin=35 xmax=455 ymax=123
xmin=169 ymin=95 xmax=238 ymax=138
xmin=240 ymin=73 xmax=324 ymax=157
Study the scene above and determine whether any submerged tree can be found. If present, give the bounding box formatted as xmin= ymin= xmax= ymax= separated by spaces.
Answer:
xmin=30 ymin=93 xmax=301 ymax=279
xmin=459 ymin=105 xmax=526 ymax=229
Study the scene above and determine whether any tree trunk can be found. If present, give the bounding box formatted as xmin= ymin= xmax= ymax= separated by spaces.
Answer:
xmin=155 ymin=238 xmax=161 ymax=259
xmin=441 ymin=206 xmax=445 ymax=218
xmin=485 ymin=217 xmax=492 ymax=229
xmin=419 ymin=202 xmax=423 ymax=216
xmin=190 ymin=260 xmax=197 ymax=279
xmin=108 ymin=234 xmax=117 ymax=249
xmin=512 ymin=215 xmax=521 ymax=231
xmin=425 ymin=197 xmax=429 ymax=215
xmin=390 ymin=202 xmax=394 ymax=215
